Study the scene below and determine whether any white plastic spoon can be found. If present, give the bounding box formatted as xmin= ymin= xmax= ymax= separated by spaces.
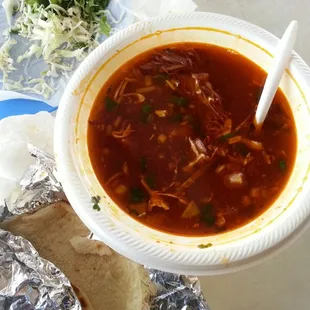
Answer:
xmin=254 ymin=20 xmax=298 ymax=130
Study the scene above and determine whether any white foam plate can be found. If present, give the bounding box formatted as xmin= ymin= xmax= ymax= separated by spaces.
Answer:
xmin=55 ymin=12 xmax=310 ymax=275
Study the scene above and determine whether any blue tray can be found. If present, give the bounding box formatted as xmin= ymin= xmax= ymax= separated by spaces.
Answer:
xmin=0 ymin=98 xmax=57 ymax=119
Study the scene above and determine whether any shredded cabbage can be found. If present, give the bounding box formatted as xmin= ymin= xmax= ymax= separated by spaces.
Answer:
xmin=0 ymin=0 xmax=112 ymax=98
xmin=4 ymin=76 xmax=55 ymax=99
xmin=15 ymin=4 xmax=95 ymax=60
xmin=2 ymin=0 xmax=19 ymax=25
xmin=0 ymin=39 xmax=16 ymax=88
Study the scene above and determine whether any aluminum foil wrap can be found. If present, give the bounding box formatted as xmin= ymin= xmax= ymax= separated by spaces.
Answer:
xmin=1 ymin=144 xmax=65 ymax=219
xmin=147 ymin=269 xmax=210 ymax=310
xmin=0 ymin=230 xmax=81 ymax=310
xmin=0 ymin=144 xmax=210 ymax=310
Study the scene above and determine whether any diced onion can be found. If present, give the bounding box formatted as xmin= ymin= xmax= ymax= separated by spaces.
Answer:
xmin=155 ymin=110 xmax=167 ymax=117
xmin=181 ymin=201 xmax=200 ymax=219
xmin=224 ymin=172 xmax=246 ymax=189
xmin=241 ymin=138 xmax=263 ymax=150
xmin=165 ymin=79 xmax=176 ymax=90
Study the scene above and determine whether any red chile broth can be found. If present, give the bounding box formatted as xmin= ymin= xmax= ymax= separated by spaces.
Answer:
xmin=88 ymin=43 xmax=296 ymax=236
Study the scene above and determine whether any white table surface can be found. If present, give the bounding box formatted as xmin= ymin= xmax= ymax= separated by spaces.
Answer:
xmin=196 ymin=1 xmax=310 ymax=309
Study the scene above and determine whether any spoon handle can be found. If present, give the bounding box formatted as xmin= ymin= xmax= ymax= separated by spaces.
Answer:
xmin=254 ymin=20 xmax=298 ymax=128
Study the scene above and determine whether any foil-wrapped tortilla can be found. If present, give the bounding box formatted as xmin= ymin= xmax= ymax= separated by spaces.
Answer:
xmin=4 ymin=144 xmax=65 ymax=216
xmin=0 ymin=143 xmax=210 ymax=310
xmin=147 ymin=269 xmax=209 ymax=309
xmin=0 ymin=229 xmax=80 ymax=310
xmin=1 ymin=202 xmax=150 ymax=310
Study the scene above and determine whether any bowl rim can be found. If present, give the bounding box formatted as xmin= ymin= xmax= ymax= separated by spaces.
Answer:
xmin=55 ymin=11 xmax=310 ymax=275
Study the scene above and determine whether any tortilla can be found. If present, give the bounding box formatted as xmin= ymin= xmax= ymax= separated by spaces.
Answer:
xmin=0 ymin=202 xmax=150 ymax=310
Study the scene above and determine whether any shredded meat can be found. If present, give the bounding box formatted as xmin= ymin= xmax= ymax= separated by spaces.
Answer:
xmin=123 ymin=93 xmax=145 ymax=103
xmin=179 ymin=164 xmax=208 ymax=191
xmin=188 ymin=73 xmax=230 ymax=137
xmin=124 ymin=77 xmax=137 ymax=82
xmin=192 ymin=73 xmax=225 ymax=115
xmin=235 ymin=110 xmax=255 ymax=131
xmin=114 ymin=80 xmax=128 ymax=102
xmin=148 ymin=195 xmax=170 ymax=211
xmin=167 ymin=73 xmax=232 ymax=137
xmin=183 ymin=154 xmax=206 ymax=172
xmin=228 ymin=136 xmax=263 ymax=150
xmin=262 ymin=150 xmax=274 ymax=164
xmin=183 ymin=138 xmax=218 ymax=172
xmin=243 ymin=152 xmax=253 ymax=166
xmin=183 ymin=138 xmax=207 ymax=171
xmin=111 ymin=124 xmax=134 ymax=139
xmin=141 ymin=178 xmax=169 ymax=211
xmin=222 ymin=118 xmax=232 ymax=135
xmin=158 ymin=193 xmax=188 ymax=204
xmin=139 ymin=48 xmax=231 ymax=138
xmin=141 ymin=178 xmax=187 ymax=211
xmin=106 ymin=172 xmax=122 ymax=185
xmin=139 ymin=49 xmax=198 ymax=74
xmin=162 ymin=160 xmax=180 ymax=192
xmin=228 ymin=136 xmax=242 ymax=144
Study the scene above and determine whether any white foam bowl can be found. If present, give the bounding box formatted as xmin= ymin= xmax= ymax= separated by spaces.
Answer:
xmin=55 ymin=12 xmax=310 ymax=275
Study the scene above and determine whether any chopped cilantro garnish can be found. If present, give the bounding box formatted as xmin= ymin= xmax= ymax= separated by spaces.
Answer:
xmin=140 ymin=156 xmax=147 ymax=173
xmin=99 ymin=15 xmax=111 ymax=36
xmin=153 ymin=74 xmax=169 ymax=84
xmin=201 ymin=204 xmax=215 ymax=226
xmin=142 ymin=103 xmax=152 ymax=114
xmin=171 ymin=95 xmax=188 ymax=107
xmin=183 ymin=114 xmax=194 ymax=123
xmin=129 ymin=209 xmax=139 ymax=216
xmin=141 ymin=103 xmax=153 ymax=123
xmin=219 ymin=131 xmax=237 ymax=142
xmin=198 ymin=243 xmax=212 ymax=249
xmin=235 ymin=143 xmax=249 ymax=157
xmin=91 ymin=195 xmax=101 ymax=211
xmin=9 ymin=28 xmax=20 ymax=34
xmin=72 ymin=41 xmax=87 ymax=49
xmin=170 ymin=113 xmax=183 ymax=123
xmin=105 ymin=96 xmax=118 ymax=112
xmin=279 ymin=160 xmax=287 ymax=172
xmin=145 ymin=174 xmax=156 ymax=189
xmin=130 ymin=188 xmax=146 ymax=203
xmin=40 ymin=70 xmax=48 ymax=77
xmin=93 ymin=204 xmax=101 ymax=211
xmin=91 ymin=195 xmax=100 ymax=204
xmin=12 ymin=6 xmax=18 ymax=15
xmin=204 ymin=204 xmax=213 ymax=212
